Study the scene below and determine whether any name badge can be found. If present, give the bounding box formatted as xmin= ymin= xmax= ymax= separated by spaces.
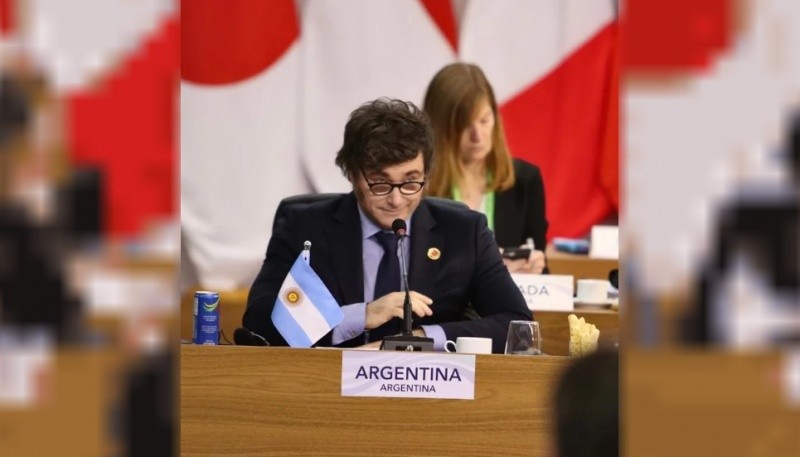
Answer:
xmin=511 ymin=273 xmax=574 ymax=311
xmin=341 ymin=351 xmax=476 ymax=400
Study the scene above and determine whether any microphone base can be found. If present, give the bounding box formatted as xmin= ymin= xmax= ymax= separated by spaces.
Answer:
xmin=380 ymin=335 xmax=435 ymax=352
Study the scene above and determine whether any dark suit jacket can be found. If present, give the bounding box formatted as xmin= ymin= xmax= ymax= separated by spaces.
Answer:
xmin=0 ymin=204 xmax=81 ymax=342
xmin=494 ymin=158 xmax=549 ymax=251
xmin=244 ymin=193 xmax=532 ymax=353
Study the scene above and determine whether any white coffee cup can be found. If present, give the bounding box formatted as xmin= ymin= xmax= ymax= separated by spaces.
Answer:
xmin=575 ymin=279 xmax=610 ymax=304
xmin=444 ymin=337 xmax=492 ymax=354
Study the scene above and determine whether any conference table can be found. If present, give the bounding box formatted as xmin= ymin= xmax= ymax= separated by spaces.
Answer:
xmin=545 ymin=244 xmax=618 ymax=289
xmin=0 ymin=348 xmax=120 ymax=457
xmin=180 ymin=291 xmax=620 ymax=356
xmin=181 ymin=345 xmax=574 ymax=457
xmin=537 ymin=308 xmax=619 ymax=355
xmin=182 ymin=242 xmax=618 ymax=344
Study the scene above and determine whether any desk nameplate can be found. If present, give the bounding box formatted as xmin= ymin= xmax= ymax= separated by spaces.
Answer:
xmin=341 ymin=351 xmax=475 ymax=400
xmin=512 ymin=274 xmax=574 ymax=311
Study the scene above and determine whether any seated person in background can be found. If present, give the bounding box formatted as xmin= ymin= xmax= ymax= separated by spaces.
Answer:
xmin=423 ymin=63 xmax=548 ymax=274
xmin=0 ymin=69 xmax=87 ymax=343
xmin=554 ymin=350 xmax=618 ymax=457
xmin=244 ymin=98 xmax=531 ymax=353
xmin=681 ymin=108 xmax=799 ymax=346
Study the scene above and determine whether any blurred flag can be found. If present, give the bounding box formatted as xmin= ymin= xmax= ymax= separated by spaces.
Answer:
xmin=180 ymin=0 xmax=621 ymax=291
xmin=272 ymin=253 xmax=343 ymax=348
xmin=461 ymin=0 xmax=619 ymax=239
xmin=10 ymin=0 xmax=180 ymax=237
xmin=66 ymin=15 xmax=178 ymax=236
xmin=0 ymin=0 xmax=15 ymax=36
xmin=299 ymin=0 xmax=455 ymax=192
xmin=181 ymin=0 xmax=309 ymax=290
xmin=625 ymin=0 xmax=731 ymax=73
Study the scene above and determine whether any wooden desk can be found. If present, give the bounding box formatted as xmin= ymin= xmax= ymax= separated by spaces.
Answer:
xmin=180 ymin=288 xmax=618 ymax=355
xmin=535 ymin=309 xmax=620 ymax=356
xmin=181 ymin=345 xmax=574 ymax=457
xmin=545 ymin=244 xmax=618 ymax=288
xmin=626 ymin=349 xmax=799 ymax=456
xmin=0 ymin=348 xmax=118 ymax=456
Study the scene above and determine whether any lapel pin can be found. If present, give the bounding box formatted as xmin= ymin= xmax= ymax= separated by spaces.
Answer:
xmin=427 ymin=247 xmax=441 ymax=260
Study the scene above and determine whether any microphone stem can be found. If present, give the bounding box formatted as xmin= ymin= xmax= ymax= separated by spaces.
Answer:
xmin=397 ymin=235 xmax=412 ymax=335
xmin=402 ymin=289 xmax=412 ymax=335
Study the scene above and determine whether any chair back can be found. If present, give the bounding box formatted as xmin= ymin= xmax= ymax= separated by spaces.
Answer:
xmin=272 ymin=193 xmax=343 ymax=231
xmin=272 ymin=193 xmax=468 ymax=231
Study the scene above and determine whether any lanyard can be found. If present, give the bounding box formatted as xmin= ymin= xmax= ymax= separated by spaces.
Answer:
xmin=452 ymin=186 xmax=495 ymax=231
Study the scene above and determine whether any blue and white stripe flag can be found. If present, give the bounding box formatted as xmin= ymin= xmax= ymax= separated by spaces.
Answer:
xmin=272 ymin=252 xmax=343 ymax=347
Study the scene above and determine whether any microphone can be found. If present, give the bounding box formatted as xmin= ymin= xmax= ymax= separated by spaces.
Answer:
xmin=608 ymin=269 xmax=619 ymax=289
xmin=233 ymin=327 xmax=270 ymax=346
xmin=380 ymin=218 xmax=434 ymax=352
xmin=392 ymin=219 xmax=412 ymax=335
xmin=391 ymin=218 xmax=407 ymax=237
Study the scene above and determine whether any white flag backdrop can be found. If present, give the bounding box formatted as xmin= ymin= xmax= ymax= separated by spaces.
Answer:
xmin=181 ymin=0 xmax=619 ymax=291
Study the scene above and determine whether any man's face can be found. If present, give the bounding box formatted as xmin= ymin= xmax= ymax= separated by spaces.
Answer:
xmin=353 ymin=153 xmax=426 ymax=230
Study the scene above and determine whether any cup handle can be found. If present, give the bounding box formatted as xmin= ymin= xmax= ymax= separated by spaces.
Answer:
xmin=444 ymin=340 xmax=456 ymax=353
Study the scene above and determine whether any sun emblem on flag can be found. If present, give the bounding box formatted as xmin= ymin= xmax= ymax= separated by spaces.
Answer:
xmin=283 ymin=287 xmax=304 ymax=307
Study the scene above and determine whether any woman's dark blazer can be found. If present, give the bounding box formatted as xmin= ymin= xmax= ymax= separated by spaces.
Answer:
xmin=493 ymin=158 xmax=548 ymax=253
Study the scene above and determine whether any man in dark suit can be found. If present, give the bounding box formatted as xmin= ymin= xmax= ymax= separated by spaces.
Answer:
xmin=244 ymin=98 xmax=531 ymax=353
xmin=681 ymin=108 xmax=799 ymax=345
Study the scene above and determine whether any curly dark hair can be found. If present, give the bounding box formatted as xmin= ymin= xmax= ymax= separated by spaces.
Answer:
xmin=335 ymin=98 xmax=434 ymax=177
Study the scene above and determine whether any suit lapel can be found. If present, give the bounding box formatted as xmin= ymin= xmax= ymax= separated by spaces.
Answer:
xmin=409 ymin=200 xmax=443 ymax=297
xmin=325 ymin=193 xmax=364 ymax=304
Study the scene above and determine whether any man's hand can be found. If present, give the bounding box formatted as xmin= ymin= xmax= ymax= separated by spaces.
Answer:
xmin=365 ymin=291 xmax=433 ymax=330
xmin=357 ymin=340 xmax=383 ymax=349
xmin=503 ymin=248 xmax=546 ymax=274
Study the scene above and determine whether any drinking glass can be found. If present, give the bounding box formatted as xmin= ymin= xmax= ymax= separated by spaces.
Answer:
xmin=504 ymin=320 xmax=542 ymax=355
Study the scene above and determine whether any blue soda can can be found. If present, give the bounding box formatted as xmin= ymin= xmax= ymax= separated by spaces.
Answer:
xmin=193 ymin=291 xmax=220 ymax=345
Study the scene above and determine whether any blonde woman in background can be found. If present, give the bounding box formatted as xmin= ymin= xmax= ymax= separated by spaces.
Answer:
xmin=424 ymin=63 xmax=548 ymax=273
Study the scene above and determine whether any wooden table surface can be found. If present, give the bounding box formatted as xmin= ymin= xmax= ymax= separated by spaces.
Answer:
xmin=535 ymin=308 xmax=619 ymax=356
xmin=545 ymin=244 xmax=618 ymax=288
xmin=181 ymin=289 xmax=619 ymax=357
xmin=181 ymin=345 xmax=575 ymax=457
xmin=0 ymin=348 xmax=119 ymax=457
xmin=626 ymin=349 xmax=799 ymax=456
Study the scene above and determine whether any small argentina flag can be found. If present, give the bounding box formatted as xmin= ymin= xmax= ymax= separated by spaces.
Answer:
xmin=271 ymin=252 xmax=343 ymax=347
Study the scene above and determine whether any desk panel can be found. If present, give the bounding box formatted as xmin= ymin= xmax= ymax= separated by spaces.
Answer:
xmin=546 ymin=244 xmax=618 ymax=289
xmin=181 ymin=345 xmax=573 ymax=457
xmin=535 ymin=309 xmax=619 ymax=356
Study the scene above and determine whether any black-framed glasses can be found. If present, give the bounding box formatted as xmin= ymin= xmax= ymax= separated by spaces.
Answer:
xmin=361 ymin=169 xmax=426 ymax=196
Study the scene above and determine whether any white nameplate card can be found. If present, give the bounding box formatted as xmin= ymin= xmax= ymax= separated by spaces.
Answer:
xmin=589 ymin=225 xmax=619 ymax=259
xmin=511 ymin=273 xmax=574 ymax=311
xmin=341 ymin=351 xmax=475 ymax=400
xmin=0 ymin=343 xmax=53 ymax=407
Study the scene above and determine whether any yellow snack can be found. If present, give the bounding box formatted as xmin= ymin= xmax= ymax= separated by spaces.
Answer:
xmin=567 ymin=314 xmax=600 ymax=356
xmin=568 ymin=314 xmax=581 ymax=356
